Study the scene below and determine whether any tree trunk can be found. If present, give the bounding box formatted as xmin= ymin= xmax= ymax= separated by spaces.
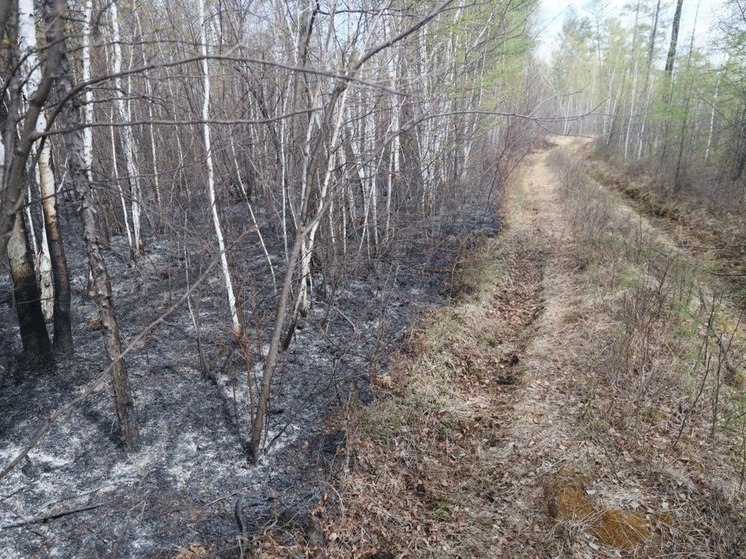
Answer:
xmin=7 ymin=213 xmax=52 ymax=361
xmin=17 ymin=0 xmax=73 ymax=353
xmin=111 ymin=0 xmax=143 ymax=256
xmin=637 ymin=0 xmax=663 ymax=158
xmin=56 ymin=5 xmax=139 ymax=450
xmin=199 ymin=0 xmax=241 ymax=335
xmin=40 ymin=166 xmax=73 ymax=354
xmin=660 ymin=0 xmax=685 ymax=169
xmin=705 ymin=74 xmax=720 ymax=163
xmin=674 ymin=5 xmax=699 ymax=190
xmin=251 ymin=228 xmax=304 ymax=462
xmin=133 ymin=5 xmax=162 ymax=224
xmin=732 ymin=108 xmax=746 ymax=181
xmin=624 ymin=0 xmax=642 ymax=160
xmin=665 ymin=0 xmax=684 ymax=78
xmin=81 ymin=0 xmax=93 ymax=176
xmin=0 ymin=0 xmax=64 ymax=268
xmin=19 ymin=0 xmax=61 ymax=331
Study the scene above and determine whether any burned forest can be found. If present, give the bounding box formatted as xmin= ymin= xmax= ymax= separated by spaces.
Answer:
xmin=0 ymin=1 xmax=537 ymax=556
xmin=2 ymin=0 xmax=746 ymax=558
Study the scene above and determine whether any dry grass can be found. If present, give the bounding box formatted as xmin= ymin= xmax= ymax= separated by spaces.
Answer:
xmin=247 ymin=178 xmax=547 ymax=558
xmin=584 ymin=155 xmax=746 ymax=306
xmin=543 ymin=470 xmax=652 ymax=550
xmin=550 ymin=143 xmax=746 ymax=558
xmin=169 ymin=543 xmax=210 ymax=559
xmin=307 ymin=236 xmax=545 ymax=558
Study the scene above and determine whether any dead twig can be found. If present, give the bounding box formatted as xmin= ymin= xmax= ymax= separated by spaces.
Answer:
xmin=698 ymin=288 xmax=744 ymax=383
xmin=1 ymin=503 xmax=103 ymax=530
xmin=40 ymin=485 xmax=113 ymax=510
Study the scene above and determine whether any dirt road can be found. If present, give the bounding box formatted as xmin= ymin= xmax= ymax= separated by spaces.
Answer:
xmin=487 ymin=137 xmax=744 ymax=558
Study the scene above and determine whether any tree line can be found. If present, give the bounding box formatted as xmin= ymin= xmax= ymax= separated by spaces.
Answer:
xmin=546 ymin=0 xmax=746 ymax=203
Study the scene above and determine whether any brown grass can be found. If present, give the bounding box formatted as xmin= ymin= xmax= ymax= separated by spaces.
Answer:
xmin=592 ymin=509 xmax=651 ymax=549
xmin=169 ymin=543 xmax=210 ymax=559
xmin=584 ymin=155 xmax=746 ymax=306
xmin=551 ymin=142 xmax=746 ymax=558
xmin=543 ymin=470 xmax=595 ymax=521
xmin=543 ymin=470 xmax=652 ymax=550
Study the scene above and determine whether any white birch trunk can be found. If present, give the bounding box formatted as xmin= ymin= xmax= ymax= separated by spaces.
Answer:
xmin=18 ymin=0 xmax=54 ymax=319
xmin=279 ymin=85 xmax=290 ymax=260
xmin=82 ymin=0 xmax=93 ymax=177
xmin=134 ymin=6 xmax=162 ymax=216
xmin=111 ymin=0 xmax=142 ymax=255
xmin=624 ymin=1 xmax=642 ymax=160
xmin=24 ymin=183 xmax=38 ymax=273
xmin=36 ymin=159 xmax=55 ymax=320
xmin=200 ymin=0 xmax=240 ymax=334
xmin=705 ymin=74 xmax=720 ymax=164
xmin=387 ymin=98 xmax=400 ymax=239
xmin=111 ymin=105 xmax=133 ymax=249
xmin=384 ymin=23 xmax=398 ymax=240
xmin=297 ymin=86 xmax=353 ymax=314
xmin=636 ymin=90 xmax=650 ymax=159
xmin=328 ymin=195 xmax=336 ymax=248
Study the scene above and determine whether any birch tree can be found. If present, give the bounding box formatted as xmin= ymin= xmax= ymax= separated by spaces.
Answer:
xmin=249 ymin=0 xmax=464 ymax=463
xmin=111 ymin=0 xmax=143 ymax=256
xmin=0 ymin=0 xmax=65 ymax=362
xmin=199 ymin=0 xmax=241 ymax=335
xmin=17 ymin=0 xmax=72 ymax=353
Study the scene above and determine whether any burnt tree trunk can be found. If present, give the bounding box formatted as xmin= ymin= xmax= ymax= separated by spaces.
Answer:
xmin=0 ymin=0 xmax=63 ymax=261
xmin=40 ymin=165 xmax=72 ymax=354
xmin=7 ymin=213 xmax=52 ymax=360
xmin=53 ymin=0 xmax=139 ymax=450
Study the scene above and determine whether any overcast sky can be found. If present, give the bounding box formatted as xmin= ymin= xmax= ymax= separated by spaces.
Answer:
xmin=535 ymin=0 xmax=729 ymax=61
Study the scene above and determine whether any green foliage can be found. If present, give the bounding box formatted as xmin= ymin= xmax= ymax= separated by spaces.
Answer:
xmin=547 ymin=0 xmax=746 ymax=196
xmin=427 ymin=0 xmax=539 ymax=116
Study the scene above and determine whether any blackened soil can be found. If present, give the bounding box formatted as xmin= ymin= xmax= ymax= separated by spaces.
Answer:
xmin=0 ymin=201 xmax=498 ymax=558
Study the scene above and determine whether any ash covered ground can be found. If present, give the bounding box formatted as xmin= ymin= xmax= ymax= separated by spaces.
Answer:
xmin=0 ymin=200 xmax=498 ymax=558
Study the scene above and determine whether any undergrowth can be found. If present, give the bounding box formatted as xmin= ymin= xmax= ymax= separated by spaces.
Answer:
xmin=549 ymin=145 xmax=746 ymax=558
xmin=583 ymin=156 xmax=746 ymax=306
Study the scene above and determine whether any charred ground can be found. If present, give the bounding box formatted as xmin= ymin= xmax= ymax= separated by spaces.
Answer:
xmin=0 ymin=197 xmax=499 ymax=558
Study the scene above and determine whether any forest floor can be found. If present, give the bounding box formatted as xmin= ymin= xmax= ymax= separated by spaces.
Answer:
xmin=0 ymin=166 xmax=497 ymax=556
xmin=252 ymin=137 xmax=746 ymax=558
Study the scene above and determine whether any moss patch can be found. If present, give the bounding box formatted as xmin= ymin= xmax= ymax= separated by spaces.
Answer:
xmin=592 ymin=509 xmax=651 ymax=549
xmin=544 ymin=470 xmax=652 ymax=551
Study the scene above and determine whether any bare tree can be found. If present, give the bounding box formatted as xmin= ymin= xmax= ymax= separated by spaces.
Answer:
xmin=54 ymin=0 xmax=140 ymax=449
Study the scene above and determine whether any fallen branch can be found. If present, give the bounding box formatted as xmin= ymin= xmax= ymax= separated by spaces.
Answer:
xmin=40 ymin=485 xmax=114 ymax=511
xmin=1 ymin=503 xmax=103 ymax=530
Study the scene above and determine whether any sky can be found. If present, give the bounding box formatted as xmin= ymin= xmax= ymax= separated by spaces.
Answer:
xmin=535 ymin=0 xmax=730 ymax=61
